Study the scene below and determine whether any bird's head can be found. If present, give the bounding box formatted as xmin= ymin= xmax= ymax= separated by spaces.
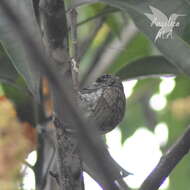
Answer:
xmin=96 ymin=74 xmax=122 ymax=88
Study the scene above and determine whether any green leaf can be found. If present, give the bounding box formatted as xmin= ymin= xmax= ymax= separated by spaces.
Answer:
xmin=108 ymin=33 xmax=152 ymax=74
xmin=2 ymin=80 xmax=39 ymax=125
xmin=0 ymin=54 xmax=30 ymax=94
xmin=0 ymin=55 xmax=18 ymax=82
xmin=0 ymin=0 xmax=42 ymax=99
xmin=116 ymin=56 xmax=182 ymax=80
xmin=73 ymin=0 xmax=190 ymax=75
xmin=99 ymin=0 xmax=190 ymax=75
xmin=105 ymin=12 xmax=122 ymax=38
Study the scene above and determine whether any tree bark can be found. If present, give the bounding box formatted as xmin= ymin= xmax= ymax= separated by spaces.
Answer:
xmin=39 ymin=0 xmax=84 ymax=189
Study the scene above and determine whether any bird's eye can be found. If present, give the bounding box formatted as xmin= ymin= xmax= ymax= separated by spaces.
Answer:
xmin=96 ymin=74 xmax=112 ymax=82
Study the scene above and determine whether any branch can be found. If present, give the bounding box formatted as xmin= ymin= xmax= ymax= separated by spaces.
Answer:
xmin=69 ymin=8 xmax=79 ymax=92
xmin=139 ymin=125 xmax=190 ymax=190
xmin=39 ymin=0 xmax=69 ymax=64
xmin=39 ymin=0 xmax=83 ymax=189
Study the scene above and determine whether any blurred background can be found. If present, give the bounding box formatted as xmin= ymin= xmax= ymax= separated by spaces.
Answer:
xmin=1 ymin=1 xmax=190 ymax=190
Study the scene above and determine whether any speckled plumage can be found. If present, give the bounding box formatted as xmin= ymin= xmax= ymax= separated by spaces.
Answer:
xmin=78 ymin=74 xmax=126 ymax=134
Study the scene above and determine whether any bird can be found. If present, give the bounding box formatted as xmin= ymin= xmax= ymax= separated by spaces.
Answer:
xmin=78 ymin=74 xmax=126 ymax=134
xmin=50 ymin=74 xmax=130 ymax=189
xmin=78 ymin=75 xmax=131 ymax=186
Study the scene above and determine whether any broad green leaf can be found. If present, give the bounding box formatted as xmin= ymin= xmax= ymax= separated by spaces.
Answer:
xmin=0 ymin=55 xmax=18 ymax=82
xmin=2 ymin=79 xmax=42 ymax=125
xmin=116 ymin=56 xmax=182 ymax=80
xmin=108 ymin=33 xmax=152 ymax=74
xmin=0 ymin=0 xmax=42 ymax=99
xmin=0 ymin=55 xmax=30 ymax=95
xmin=89 ymin=2 xmax=106 ymax=12
xmin=100 ymin=0 xmax=190 ymax=75
xmin=72 ymin=0 xmax=190 ymax=75
xmin=105 ymin=12 xmax=122 ymax=38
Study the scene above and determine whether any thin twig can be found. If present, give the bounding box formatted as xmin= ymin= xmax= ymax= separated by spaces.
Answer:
xmin=76 ymin=6 xmax=118 ymax=27
xmin=80 ymin=31 xmax=112 ymax=87
xmin=78 ymin=18 xmax=105 ymax=61
xmin=139 ymin=125 xmax=190 ymax=190
xmin=69 ymin=8 xmax=79 ymax=92
xmin=23 ymin=160 xmax=34 ymax=170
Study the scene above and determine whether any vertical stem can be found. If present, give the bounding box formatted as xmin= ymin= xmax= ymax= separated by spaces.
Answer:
xmin=39 ymin=0 xmax=84 ymax=189
xmin=69 ymin=8 xmax=79 ymax=92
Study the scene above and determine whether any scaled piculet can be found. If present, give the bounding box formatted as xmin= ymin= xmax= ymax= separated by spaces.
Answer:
xmin=78 ymin=74 xmax=126 ymax=134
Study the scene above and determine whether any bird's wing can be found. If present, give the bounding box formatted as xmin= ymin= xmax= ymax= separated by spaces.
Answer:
xmin=79 ymin=88 xmax=103 ymax=108
xmin=149 ymin=6 xmax=169 ymax=24
xmin=81 ymin=81 xmax=101 ymax=92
